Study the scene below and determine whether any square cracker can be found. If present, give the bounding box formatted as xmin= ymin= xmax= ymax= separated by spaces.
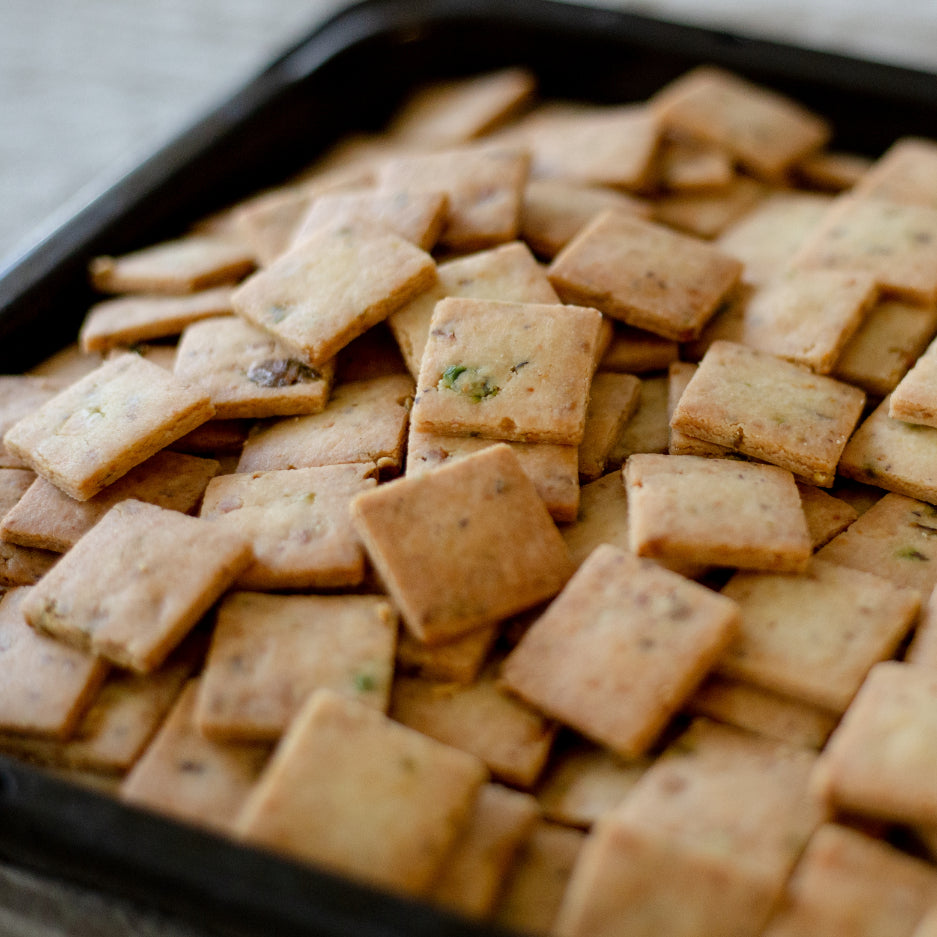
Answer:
xmin=0 ymin=376 xmax=65 ymax=469
xmin=795 ymin=482 xmax=858 ymax=549
xmin=0 ymin=587 xmax=108 ymax=739
xmin=579 ymin=373 xmax=641 ymax=481
xmin=120 ymin=680 xmax=271 ymax=835
xmin=839 ymin=396 xmax=937 ymax=504
xmin=232 ymin=227 xmax=436 ymax=367
xmin=652 ymin=174 xmax=766 ymax=240
xmin=669 ymin=340 xmax=866 ymax=487
xmin=0 ymin=450 xmax=219 ymax=553
xmin=173 ymin=316 xmax=335 ymax=419
xmin=2 ymin=353 xmax=215 ymax=501
xmin=606 ymin=374 xmax=671 ymax=467
xmin=652 ymin=65 xmax=831 ymax=180
xmin=405 ymin=425 xmax=580 ymax=524
xmin=812 ymin=661 xmax=937 ymax=828
xmin=501 ymin=544 xmax=739 ymax=758
xmin=816 ymin=493 xmax=937 ymax=594
xmin=833 ymin=298 xmax=937 ymax=396
xmin=625 ymin=454 xmax=810 ymax=572
xmin=411 ymin=297 xmax=603 ymax=445
xmin=600 ymin=324 xmax=679 ymax=375
xmin=388 ymin=240 xmax=560 ymax=379
xmin=718 ymin=559 xmax=920 ymax=713
xmin=196 ymin=592 xmax=397 ymax=741
xmin=555 ymin=719 xmax=823 ymax=937
xmin=390 ymin=666 xmax=556 ymax=789
xmin=740 ymin=268 xmax=878 ymax=374
xmin=890 ymin=335 xmax=937 ymax=427
xmin=21 ymin=499 xmax=251 ymax=673
xmin=377 ymin=145 xmax=530 ymax=251
xmin=547 ymin=209 xmax=742 ymax=341
xmin=236 ymin=373 xmax=413 ymax=476
xmin=199 ymin=464 xmax=376 ymax=590
xmin=792 ymin=194 xmax=937 ymax=304
xmin=78 ymin=286 xmax=234 ymax=353
xmin=89 ymin=235 xmax=255 ymax=295
xmin=851 ymin=136 xmax=937 ymax=210
xmin=351 ymin=444 xmax=574 ymax=645
xmin=760 ymin=823 xmax=937 ymax=937
xmin=234 ymin=688 xmax=488 ymax=896
xmin=667 ymin=361 xmax=735 ymax=458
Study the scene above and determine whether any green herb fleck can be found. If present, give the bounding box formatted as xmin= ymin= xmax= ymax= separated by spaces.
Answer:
xmin=247 ymin=358 xmax=319 ymax=387
xmin=439 ymin=365 xmax=500 ymax=401
xmin=896 ymin=546 xmax=929 ymax=562
xmin=353 ymin=672 xmax=377 ymax=693
xmin=441 ymin=365 xmax=467 ymax=386
xmin=269 ymin=303 xmax=291 ymax=323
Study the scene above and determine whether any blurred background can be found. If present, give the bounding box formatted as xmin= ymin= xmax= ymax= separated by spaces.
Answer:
xmin=3 ymin=0 xmax=937 ymax=265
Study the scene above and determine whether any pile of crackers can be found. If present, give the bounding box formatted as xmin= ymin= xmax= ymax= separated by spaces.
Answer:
xmin=2 ymin=62 xmax=937 ymax=936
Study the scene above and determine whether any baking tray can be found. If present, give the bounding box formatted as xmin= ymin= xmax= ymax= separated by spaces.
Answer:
xmin=2 ymin=0 xmax=937 ymax=934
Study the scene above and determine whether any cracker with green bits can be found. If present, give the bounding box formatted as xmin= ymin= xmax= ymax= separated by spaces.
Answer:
xmin=232 ymin=227 xmax=437 ymax=367
xmin=236 ymin=373 xmax=413 ymax=476
xmin=501 ymin=544 xmax=739 ymax=758
xmin=173 ymin=315 xmax=335 ymax=419
xmin=2 ymin=353 xmax=216 ymax=501
xmin=121 ymin=680 xmax=272 ymax=835
xmin=388 ymin=240 xmax=560 ymax=379
xmin=718 ymin=559 xmax=920 ymax=713
xmin=669 ymin=340 xmax=865 ymax=487
xmin=198 ymin=463 xmax=376 ymax=590
xmin=411 ymin=297 xmax=603 ymax=445
xmin=89 ymin=234 xmax=255 ymax=295
xmin=79 ymin=286 xmax=235 ymax=353
xmin=547 ymin=209 xmax=743 ymax=341
xmin=234 ymin=688 xmax=488 ymax=897
xmin=196 ymin=592 xmax=397 ymax=742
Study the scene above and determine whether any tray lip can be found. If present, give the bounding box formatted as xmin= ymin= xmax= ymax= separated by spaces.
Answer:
xmin=3 ymin=0 xmax=937 ymax=935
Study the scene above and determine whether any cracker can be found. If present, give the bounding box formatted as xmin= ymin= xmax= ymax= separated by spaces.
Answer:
xmin=548 ymin=209 xmax=742 ymax=341
xmin=21 ymin=499 xmax=251 ymax=673
xmin=390 ymin=666 xmax=556 ymax=788
xmin=0 ymin=450 xmax=219 ymax=553
xmin=833 ymin=298 xmax=937 ymax=397
xmin=599 ymin=324 xmax=679 ymax=375
xmin=377 ymin=145 xmax=530 ymax=251
xmin=687 ymin=675 xmax=838 ymax=750
xmin=232 ymin=227 xmax=437 ymax=367
xmin=812 ymin=661 xmax=937 ymax=827
xmin=199 ymin=463 xmax=375 ymax=590
xmin=561 ymin=472 xmax=630 ymax=569
xmin=89 ymin=235 xmax=255 ymax=295
xmin=606 ymin=374 xmax=671 ymax=466
xmin=234 ymin=688 xmax=487 ymax=896
xmin=816 ymin=492 xmax=937 ymax=593
xmin=2 ymin=353 xmax=215 ymax=501
xmin=508 ymin=104 xmax=660 ymax=190
xmin=0 ymin=540 xmax=58 ymax=588
xmin=839 ymin=396 xmax=937 ymax=503
xmin=395 ymin=622 xmax=498 ymax=685
xmin=351 ymin=444 xmax=574 ymax=645
xmin=625 ymin=454 xmax=811 ymax=572
xmin=519 ymin=178 xmax=653 ymax=258
xmin=536 ymin=742 xmax=649 ymax=829
xmin=680 ymin=281 xmax=754 ymax=362
xmin=236 ymin=373 xmax=411 ymax=476
xmin=388 ymin=67 xmax=536 ymax=146
xmin=431 ymin=782 xmax=540 ymax=919
xmin=669 ymin=340 xmax=866 ymax=486
xmin=652 ymin=65 xmax=831 ymax=180
xmin=652 ymin=174 xmax=766 ymax=239
xmin=795 ymin=481 xmax=859 ymax=549
xmin=411 ymin=298 xmax=602 ymax=445
xmin=741 ymin=268 xmax=878 ymax=373
xmin=793 ymin=149 xmax=872 ymax=191
xmin=173 ymin=315 xmax=335 ymax=419
xmin=760 ymin=823 xmax=937 ymax=937
xmin=578 ymin=373 xmax=641 ymax=481
xmin=718 ymin=559 xmax=920 ymax=713
xmin=107 ymin=342 xmax=178 ymax=371
xmin=493 ymin=821 xmax=586 ymax=937
xmin=667 ymin=361 xmax=735 ymax=458
xmin=170 ymin=418 xmax=250 ymax=455
xmin=656 ymin=136 xmax=735 ymax=191
xmin=907 ymin=583 xmax=937 ymax=669
xmin=78 ymin=286 xmax=235 ymax=353
xmin=792 ymin=194 xmax=937 ymax=304
xmin=290 ymin=189 xmax=448 ymax=252
xmin=388 ymin=240 xmax=560 ymax=379
xmin=28 ymin=344 xmax=103 ymax=385
xmin=851 ymin=136 xmax=937 ymax=210
xmin=0 ymin=376 xmax=63 ymax=469
xmin=231 ymin=185 xmax=318 ymax=267
xmin=406 ymin=425 xmax=580 ymax=524
xmin=715 ymin=191 xmax=833 ymax=286
xmin=0 ymin=587 xmax=108 ymax=739
xmin=334 ymin=321 xmax=409 ymax=383
xmin=120 ymin=680 xmax=271 ymax=834
xmin=501 ymin=544 xmax=739 ymax=758
xmin=890 ymin=335 xmax=937 ymax=427
xmin=196 ymin=592 xmax=396 ymax=741
xmin=555 ymin=719 xmax=823 ymax=937
xmin=0 ymin=466 xmax=36 ymax=515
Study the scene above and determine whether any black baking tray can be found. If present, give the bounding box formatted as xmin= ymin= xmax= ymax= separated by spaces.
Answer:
xmin=2 ymin=1 xmax=937 ymax=934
